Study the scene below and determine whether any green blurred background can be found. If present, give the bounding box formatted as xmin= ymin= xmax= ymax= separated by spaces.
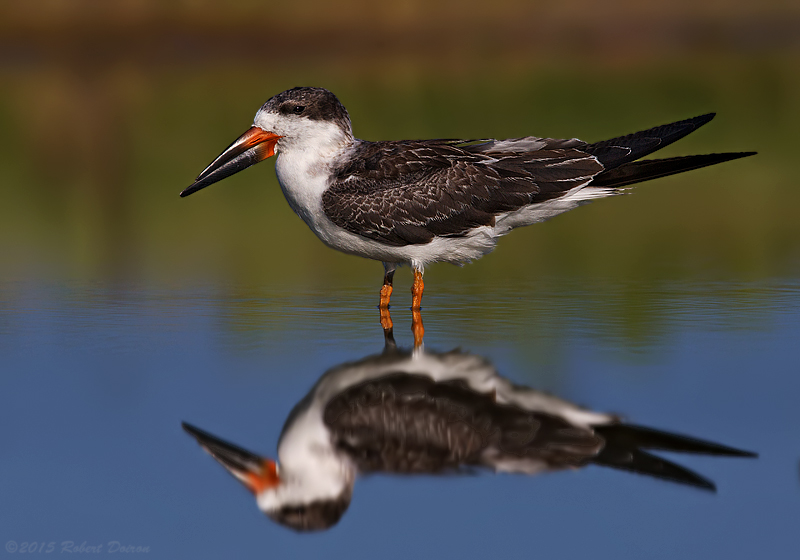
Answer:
xmin=1 ymin=0 xmax=797 ymax=292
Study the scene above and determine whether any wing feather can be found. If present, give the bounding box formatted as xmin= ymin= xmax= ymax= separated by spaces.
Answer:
xmin=323 ymin=373 xmax=603 ymax=474
xmin=322 ymin=140 xmax=604 ymax=246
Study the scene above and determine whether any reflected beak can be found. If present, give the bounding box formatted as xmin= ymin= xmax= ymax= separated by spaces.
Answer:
xmin=183 ymin=422 xmax=280 ymax=494
xmin=180 ymin=127 xmax=282 ymax=197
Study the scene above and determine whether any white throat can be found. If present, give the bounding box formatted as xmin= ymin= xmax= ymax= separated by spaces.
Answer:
xmin=269 ymin=120 xmax=353 ymax=226
xmin=256 ymin=393 xmax=355 ymax=512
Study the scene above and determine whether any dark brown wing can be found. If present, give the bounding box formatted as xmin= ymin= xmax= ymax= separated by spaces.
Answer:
xmin=323 ymin=373 xmax=603 ymax=474
xmin=322 ymin=139 xmax=604 ymax=246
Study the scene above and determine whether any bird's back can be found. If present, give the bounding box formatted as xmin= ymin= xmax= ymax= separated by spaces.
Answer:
xmin=323 ymin=372 xmax=604 ymax=474
xmin=322 ymin=138 xmax=605 ymax=247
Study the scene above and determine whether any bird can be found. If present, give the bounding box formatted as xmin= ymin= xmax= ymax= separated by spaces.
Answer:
xmin=180 ymin=87 xmax=755 ymax=309
xmin=183 ymin=342 xmax=756 ymax=532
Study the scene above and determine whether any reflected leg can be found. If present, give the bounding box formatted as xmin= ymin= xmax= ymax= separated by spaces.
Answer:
xmin=411 ymin=268 xmax=424 ymax=310
xmin=380 ymin=304 xmax=393 ymax=334
xmin=380 ymin=308 xmax=397 ymax=349
xmin=412 ymin=308 xmax=424 ymax=348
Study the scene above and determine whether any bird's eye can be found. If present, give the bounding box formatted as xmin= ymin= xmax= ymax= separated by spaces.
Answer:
xmin=292 ymin=105 xmax=305 ymax=115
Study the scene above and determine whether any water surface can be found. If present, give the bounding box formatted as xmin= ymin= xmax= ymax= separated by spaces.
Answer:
xmin=2 ymin=279 xmax=798 ymax=558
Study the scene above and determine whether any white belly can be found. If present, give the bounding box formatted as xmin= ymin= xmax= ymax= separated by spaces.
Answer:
xmin=274 ymin=147 xmax=615 ymax=270
xmin=274 ymin=150 xmax=497 ymax=269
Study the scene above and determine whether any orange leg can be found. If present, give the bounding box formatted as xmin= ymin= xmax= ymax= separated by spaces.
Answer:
xmin=412 ymin=308 xmax=425 ymax=348
xmin=379 ymin=284 xmax=393 ymax=309
xmin=380 ymin=309 xmax=395 ymax=347
xmin=411 ymin=268 xmax=424 ymax=310
xmin=379 ymin=306 xmax=393 ymax=332
xmin=379 ymin=268 xmax=394 ymax=309
xmin=379 ymin=306 xmax=397 ymax=348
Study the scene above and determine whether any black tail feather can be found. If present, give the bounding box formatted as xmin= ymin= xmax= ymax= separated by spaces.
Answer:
xmin=593 ymin=447 xmax=718 ymax=491
xmin=591 ymin=424 xmax=757 ymax=491
xmin=583 ymin=113 xmax=717 ymax=169
xmin=590 ymin=152 xmax=757 ymax=189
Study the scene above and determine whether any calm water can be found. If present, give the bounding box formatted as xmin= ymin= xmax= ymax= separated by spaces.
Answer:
xmin=2 ymin=16 xmax=799 ymax=555
xmin=2 ymin=278 xmax=798 ymax=558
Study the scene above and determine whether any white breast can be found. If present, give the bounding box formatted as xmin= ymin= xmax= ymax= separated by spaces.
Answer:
xmin=272 ymin=120 xmax=351 ymax=222
xmin=256 ymin=392 xmax=355 ymax=513
xmin=274 ymin=154 xmax=330 ymax=226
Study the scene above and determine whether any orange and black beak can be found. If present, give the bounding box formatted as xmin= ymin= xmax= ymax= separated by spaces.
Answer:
xmin=182 ymin=422 xmax=280 ymax=494
xmin=180 ymin=127 xmax=282 ymax=197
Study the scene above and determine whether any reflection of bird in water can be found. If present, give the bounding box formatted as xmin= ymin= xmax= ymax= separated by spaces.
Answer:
xmin=180 ymin=87 xmax=754 ymax=309
xmin=183 ymin=334 xmax=756 ymax=532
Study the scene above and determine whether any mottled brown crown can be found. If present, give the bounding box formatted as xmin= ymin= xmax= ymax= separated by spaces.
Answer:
xmin=266 ymin=492 xmax=352 ymax=532
xmin=261 ymin=87 xmax=352 ymax=134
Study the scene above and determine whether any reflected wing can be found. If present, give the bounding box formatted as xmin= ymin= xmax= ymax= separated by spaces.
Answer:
xmin=322 ymin=139 xmax=603 ymax=246
xmin=323 ymin=373 xmax=603 ymax=474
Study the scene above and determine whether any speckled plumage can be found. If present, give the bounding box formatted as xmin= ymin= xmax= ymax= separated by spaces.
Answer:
xmin=317 ymin=112 xmax=748 ymax=248
xmin=324 ymin=372 xmax=603 ymax=473
xmin=322 ymin=139 xmax=603 ymax=246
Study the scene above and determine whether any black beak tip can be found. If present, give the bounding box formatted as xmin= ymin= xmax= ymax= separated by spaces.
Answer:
xmin=182 ymin=421 xmax=200 ymax=437
xmin=179 ymin=182 xmax=203 ymax=198
xmin=182 ymin=422 xmax=214 ymax=444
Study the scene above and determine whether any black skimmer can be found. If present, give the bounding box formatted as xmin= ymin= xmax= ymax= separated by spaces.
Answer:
xmin=183 ymin=336 xmax=756 ymax=532
xmin=181 ymin=87 xmax=754 ymax=309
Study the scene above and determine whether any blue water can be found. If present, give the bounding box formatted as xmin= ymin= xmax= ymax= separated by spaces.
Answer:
xmin=2 ymin=279 xmax=798 ymax=558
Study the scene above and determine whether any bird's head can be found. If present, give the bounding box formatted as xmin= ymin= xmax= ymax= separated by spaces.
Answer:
xmin=182 ymin=422 xmax=352 ymax=532
xmin=180 ymin=87 xmax=351 ymax=197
